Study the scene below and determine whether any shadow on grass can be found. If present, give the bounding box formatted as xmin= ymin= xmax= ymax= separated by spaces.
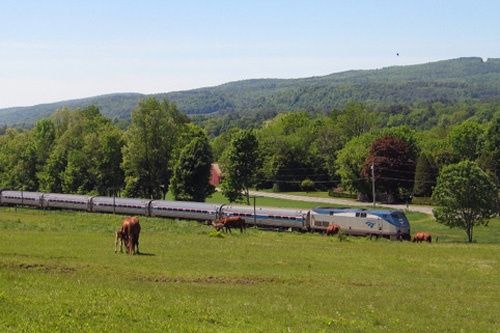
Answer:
xmin=137 ymin=252 xmax=156 ymax=256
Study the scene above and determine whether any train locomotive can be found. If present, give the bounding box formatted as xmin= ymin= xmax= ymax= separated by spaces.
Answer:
xmin=0 ymin=190 xmax=411 ymax=240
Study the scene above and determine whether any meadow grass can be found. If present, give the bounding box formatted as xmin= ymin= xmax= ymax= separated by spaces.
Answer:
xmin=1 ymin=205 xmax=500 ymax=332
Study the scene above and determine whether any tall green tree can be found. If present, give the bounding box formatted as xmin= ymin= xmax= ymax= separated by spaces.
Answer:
xmin=313 ymin=117 xmax=344 ymax=180
xmin=38 ymin=145 xmax=67 ymax=193
xmin=332 ymin=101 xmax=378 ymax=141
xmin=31 ymin=119 xmax=56 ymax=168
xmin=0 ymin=129 xmax=31 ymax=189
xmin=447 ymin=121 xmax=484 ymax=162
xmin=432 ymin=160 xmax=497 ymax=243
xmin=0 ymin=120 xmax=56 ymax=191
xmin=478 ymin=117 xmax=500 ymax=183
xmin=2 ymin=119 xmax=59 ymax=191
xmin=334 ymin=133 xmax=375 ymax=196
xmin=38 ymin=106 xmax=124 ymax=195
xmin=257 ymin=112 xmax=325 ymax=192
xmin=121 ymin=98 xmax=188 ymax=199
xmin=220 ymin=129 xmax=260 ymax=204
xmin=170 ymin=135 xmax=215 ymax=202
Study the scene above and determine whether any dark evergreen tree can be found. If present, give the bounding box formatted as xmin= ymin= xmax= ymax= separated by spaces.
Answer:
xmin=413 ymin=152 xmax=438 ymax=197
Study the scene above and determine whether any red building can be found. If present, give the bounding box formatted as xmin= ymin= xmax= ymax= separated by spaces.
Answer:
xmin=209 ymin=163 xmax=222 ymax=186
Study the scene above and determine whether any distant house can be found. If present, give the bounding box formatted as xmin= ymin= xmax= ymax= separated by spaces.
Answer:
xmin=210 ymin=163 xmax=223 ymax=186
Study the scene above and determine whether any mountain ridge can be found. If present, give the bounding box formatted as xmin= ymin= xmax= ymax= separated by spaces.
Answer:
xmin=2 ymin=57 xmax=500 ymax=127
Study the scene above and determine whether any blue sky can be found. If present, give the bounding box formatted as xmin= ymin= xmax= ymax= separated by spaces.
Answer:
xmin=1 ymin=0 xmax=499 ymax=109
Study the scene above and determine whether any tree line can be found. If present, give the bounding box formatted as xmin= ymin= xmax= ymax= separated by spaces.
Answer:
xmin=1 ymin=98 xmax=499 ymax=202
xmin=0 ymin=98 xmax=214 ymax=201
xmin=1 ymin=97 xmax=499 ymax=241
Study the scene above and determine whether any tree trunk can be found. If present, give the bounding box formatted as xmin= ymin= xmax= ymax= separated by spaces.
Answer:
xmin=467 ymin=224 xmax=473 ymax=243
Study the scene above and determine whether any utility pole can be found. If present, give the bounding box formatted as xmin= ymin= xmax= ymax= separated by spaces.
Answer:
xmin=371 ymin=163 xmax=376 ymax=206
xmin=253 ymin=195 xmax=256 ymax=227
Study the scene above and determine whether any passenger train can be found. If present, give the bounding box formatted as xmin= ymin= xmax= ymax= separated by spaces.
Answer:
xmin=0 ymin=190 xmax=411 ymax=240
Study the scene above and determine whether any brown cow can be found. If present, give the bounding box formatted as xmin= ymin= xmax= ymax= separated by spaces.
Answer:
xmin=114 ymin=228 xmax=128 ymax=253
xmin=212 ymin=221 xmax=225 ymax=231
xmin=212 ymin=216 xmax=246 ymax=233
xmin=121 ymin=216 xmax=141 ymax=254
xmin=412 ymin=231 xmax=432 ymax=243
xmin=326 ymin=224 xmax=340 ymax=236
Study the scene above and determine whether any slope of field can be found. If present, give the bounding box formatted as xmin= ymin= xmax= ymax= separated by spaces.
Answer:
xmin=1 ymin=207 xmax=499 ymax=332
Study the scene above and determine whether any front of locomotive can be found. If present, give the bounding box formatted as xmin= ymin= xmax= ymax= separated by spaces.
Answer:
xmin=387 ymin=210 xmax=411 ymax=241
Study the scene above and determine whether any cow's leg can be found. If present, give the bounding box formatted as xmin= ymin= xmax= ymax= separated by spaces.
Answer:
xmin=115 ymin=231 xmax=124 ymax=253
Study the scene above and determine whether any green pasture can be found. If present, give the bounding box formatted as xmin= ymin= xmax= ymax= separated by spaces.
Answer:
xmin=1 ymin=201 xmax=500 ymax=332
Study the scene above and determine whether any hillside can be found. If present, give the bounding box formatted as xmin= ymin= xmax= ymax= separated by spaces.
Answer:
xmin=1 ymin=57 xmax=500 ymax=127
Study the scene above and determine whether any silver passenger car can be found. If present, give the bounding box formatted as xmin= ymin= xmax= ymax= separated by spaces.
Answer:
xmin=223 ymin=204 xmax=308 ymax=231
xmin=91 ymin=196 xmax=151 ymax=216
xmin=150 ymin=200 xmax=221 ymax=221
xmin=0 ymin=190 xmax=44 ymax=208
xmin=42 ymin=193 xmax=92 ymax=211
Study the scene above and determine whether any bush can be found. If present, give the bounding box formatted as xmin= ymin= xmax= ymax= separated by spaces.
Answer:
xmin=300 ymin=179 xmax=315 ymax=192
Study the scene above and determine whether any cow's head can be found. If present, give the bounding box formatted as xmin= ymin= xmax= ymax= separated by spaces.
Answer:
xmin=212 ymin=221 xmax=223 ymax=231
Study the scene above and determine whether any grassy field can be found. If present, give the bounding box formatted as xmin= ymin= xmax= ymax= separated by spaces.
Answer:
xmin=1 ymin=197 xmax=500 ymax=332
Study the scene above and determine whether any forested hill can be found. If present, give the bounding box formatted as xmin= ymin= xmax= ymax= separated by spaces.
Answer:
xmin=2 ymin=57 xmax=500 ymax=127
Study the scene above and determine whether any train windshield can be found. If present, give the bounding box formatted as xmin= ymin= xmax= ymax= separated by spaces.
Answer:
xmin=390 ymin=212 xmax=410 ymax=227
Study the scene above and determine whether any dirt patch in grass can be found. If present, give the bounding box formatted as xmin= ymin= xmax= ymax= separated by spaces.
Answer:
xmin=139 ymin=275 xmax=282 ymax=285
xmin=16 ymin=262 xmax=76 ymax=273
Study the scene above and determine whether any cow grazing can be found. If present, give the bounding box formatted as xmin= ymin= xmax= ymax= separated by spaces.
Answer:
xmin=412 ymin=231 xmax=432 ymax=243
xmin=114 ymin=228 xmax=128 ymax=253
xmin=212 ymin=216 xmax=246 ymax=233
xmin=121 ymin=216 xmax=141 ymax=254
xmin=212 ymin=221 xmax=225 ymax=231
xmin=326 ymin=224 xmax=340 ymax=236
